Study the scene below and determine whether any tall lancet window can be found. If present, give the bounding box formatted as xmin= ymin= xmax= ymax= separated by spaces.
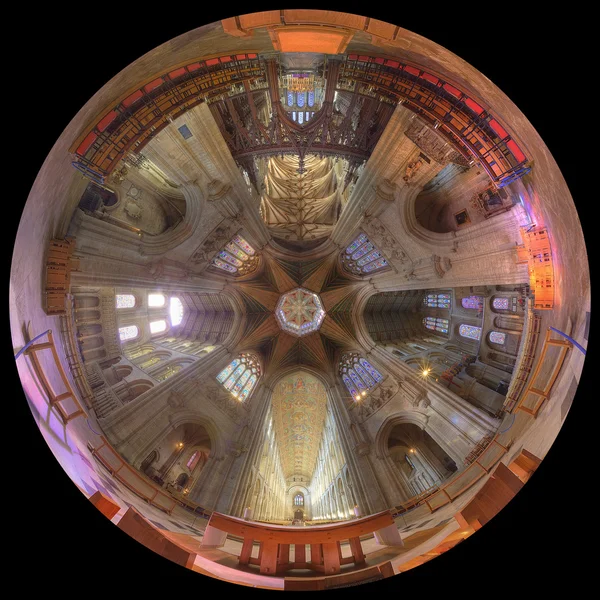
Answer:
xmin=459 ymin=324 xmax=482 ymax=340
xmin=339 ymin=352 xmax=384 ymax=401
xmin=342 ymin=232 xmax=389 ymax=275
xmin=423 ymin=293 xmax=451 ymax=309
xmin=169 ymin=297 xmax=184 ymax=326
xmin=216 ymin=352 xmax=261 ymax=401
xmin=116 ymin=294 xmax=135 ymax=308
xmin=424 ymin=317 xmax=449 ymax=334
xmin=211 ymin=233 xmax=258 ymax=276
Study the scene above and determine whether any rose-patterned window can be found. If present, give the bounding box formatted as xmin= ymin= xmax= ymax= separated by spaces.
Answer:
xmin=339 ymin=352 xmax=384 ymax=400
xmin=216 ymin=352 xmax=261 ymax=401
xmin=342 ymin=233 xmax=389 ymax=276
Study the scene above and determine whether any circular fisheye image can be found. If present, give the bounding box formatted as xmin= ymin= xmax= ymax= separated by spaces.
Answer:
xmin=10 ymin=9 xmax=589 ymax=589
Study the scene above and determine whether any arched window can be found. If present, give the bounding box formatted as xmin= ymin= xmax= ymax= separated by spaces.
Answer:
xmin=423 ymin=317 xmax=449 ymax=334
xmin=169 ymin=297 xmax=184 ymax=326
xmin=298 ymin=111 xmax=304 ymax=124
xmin=211 ymin=234 xmax=257 ymax=276
xmin=216 ymin=352 xmax=261 ymax=401
xmin=187 ymin=450 xmax=201 ymax=471
xmin=118 ymin=325 xmax=139 ymax=341
xmin=423 ymin=293 xmax=451 ymax=309
xmin=294 ymin=493 xmax=304 ymax=506
xmin=342 ymin=232 xmax=389 ymax=275
xmin=149 ymin=320 xmax=167 ymax=334
xmin=287 ymin=91 xmax=294 ymax=107
xmin=339 ymin=352 xmax=384 ymax=400
xmin=116 ymin=294 xmax=135 ymax=308
xmin=292 ymin=111 xmax=297 ymax=121
xmin=148 ymin=293 xmax=166 ymax=307
xmin=489 ymin=331 xmax=507 ymax=345
xmin=492 ymin=297 xmax=510 ymax=310
xmin=308 ymin=90 xmax=315 ymax=107
xmin=459 ymin=324 xmax=482 ymax=340
xmin=297 ymin=92 xmax=305 ymax=107
xmin=462 ymin=295 xmax=483 ymax=310
xmin=155 ymin=365 xmax=183 ymax=381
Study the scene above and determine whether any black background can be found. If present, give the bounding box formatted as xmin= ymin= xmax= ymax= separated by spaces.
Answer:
xmin=8 ymin=3 xmax=591 ymax=594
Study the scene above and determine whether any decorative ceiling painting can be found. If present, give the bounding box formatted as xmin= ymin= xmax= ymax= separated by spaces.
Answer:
xmin=271 ymin=371 xmax=328 ymax=479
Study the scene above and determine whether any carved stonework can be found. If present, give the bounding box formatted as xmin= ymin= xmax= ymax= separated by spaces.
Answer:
xmin=405 ymin=253 xmax=452 ymax=281
xmin=348 ymin=376 xmax=401 ymax=423
xmin=124 ymin=199 xmax=142 ymax=219
xmin=405 ymin=118 xmax=470 ymax=167
xmin=362 ymin=217 xmax=411 ymax=268
xmin=167 ymin=391 xmax=186 ymax=409
xmin=191 ymin=376 xmax=247 ymax=424
xmin=189 ymin=220 xmax=238 ymax=268
xmin=399 ymin=378 xmax=429 ymax=409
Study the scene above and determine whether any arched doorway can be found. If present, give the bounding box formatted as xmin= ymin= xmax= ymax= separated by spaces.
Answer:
xmin=387 ymin=422 xmax=457 ymax=500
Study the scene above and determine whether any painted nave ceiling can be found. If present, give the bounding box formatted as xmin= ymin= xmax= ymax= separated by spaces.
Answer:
xmin=11 ymin=9 xmax=589 ymax=587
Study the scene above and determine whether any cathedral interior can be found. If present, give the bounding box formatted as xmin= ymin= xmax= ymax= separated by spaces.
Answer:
xmin=9 ymin=9 xmax=590 ymax=589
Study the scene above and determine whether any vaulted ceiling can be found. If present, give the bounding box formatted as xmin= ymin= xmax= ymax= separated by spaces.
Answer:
xmin=271 ymin=371 xmax=328 ymax=480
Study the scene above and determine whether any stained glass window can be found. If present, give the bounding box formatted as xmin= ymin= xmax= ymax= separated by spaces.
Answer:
xmin=169 ymin=297 xmax=184 ymax=327
xmin=339 ymin=353 xmax=384 ymax=399
xmin=148 ymin=294 xmax=166 ymax=307
xmin=360 ymin=358 xmax=384 ymax=382
xmin=346 ymin=233 xmax=368 ymax=254
xmin=459 ymin=324 xmax=482 ymax=340
xmin=297 ymin=92 xmax=305 ymax=107
xmin=149 ymin=320 xmax=167 ymax=334
xmin=342 ymin=233 xmax=389 ymax=275
xmin=187 ymin=450 xmax=201 ymax=471
xmin=119 ymin=325 xmax=139 ymax=341
xmin=363 ymin=258 xmax=388 ymax=272
xmin=357 ymin=250 xmax=382 ymax=266
xmin=308 ymin=91 xmax=315 ymax=107
xmin=292 ymin=111 xmax=296 ymax=121
xmin=287 ymin=91 xmax=294 ymax=107
xmin=294 ymin=493 xmax=304 ymax=506
xmin=212 ymin=234 xmax=257 ymax=275
xmin=218 ymin=250 xmax=243 ymax=267
xmin=462 ymin=295 xmax=483 ymax=310
xmin=216 ymin=353 xmax=261 ymax=401
xmin=423 ymin=293 xmax=451 ymax=309
xmin=489 ymin=331 xmax=507 ymax=344
xmin=493 ymin=297 xmax=510 ymax=310
xmin=352 ymin=242 xmax=374 ymax=260
xmin=423 ymin=317 xmax=449 ymax=333
xmin=116 ymin=294 xmax=135 ymax=308
xmin=298 ymin=111 xmax=304 ymax=124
